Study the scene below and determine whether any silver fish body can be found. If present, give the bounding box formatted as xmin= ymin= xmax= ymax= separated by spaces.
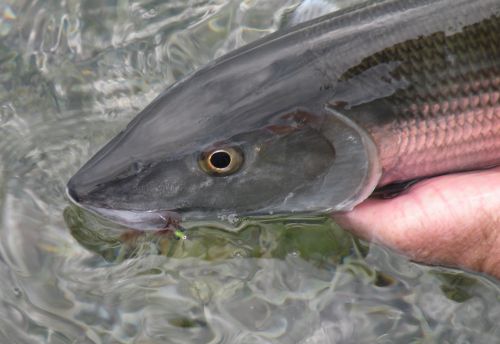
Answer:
xmin=67 ymin=0 xmax=500 ymax=228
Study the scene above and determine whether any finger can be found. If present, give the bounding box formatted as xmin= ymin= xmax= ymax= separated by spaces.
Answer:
xmin=333 ymin=167 xmax=500 ymax=274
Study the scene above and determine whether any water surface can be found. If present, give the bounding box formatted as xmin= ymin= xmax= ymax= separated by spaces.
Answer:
xmin=1 ymin=0 xmax=500 ymax=343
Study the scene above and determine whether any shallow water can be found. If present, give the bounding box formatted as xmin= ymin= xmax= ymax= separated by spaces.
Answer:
xmin=1 ymin=0 xmax=500 ymax=343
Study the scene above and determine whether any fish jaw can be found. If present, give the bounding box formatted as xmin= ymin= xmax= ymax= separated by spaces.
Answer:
xmin=66 ymin=187 xmax=182 ymax=230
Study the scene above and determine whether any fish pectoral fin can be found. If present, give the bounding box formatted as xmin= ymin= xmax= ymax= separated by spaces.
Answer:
xmin=372 ymin=179 xmax=423 ymax=199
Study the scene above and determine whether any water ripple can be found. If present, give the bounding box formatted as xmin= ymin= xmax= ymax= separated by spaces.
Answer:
xmin=1 ymin=0 xmax=500 ymax=343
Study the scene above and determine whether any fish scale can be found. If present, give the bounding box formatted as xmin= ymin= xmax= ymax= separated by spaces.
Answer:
xmin=344 ymin=15 xmax=500 ymax=185
xmin=379 ymin=91 xmax=500 ymax=184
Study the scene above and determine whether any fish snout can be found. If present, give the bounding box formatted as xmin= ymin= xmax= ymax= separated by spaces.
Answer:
xmin=66 ymin=175 xmax=184 ymax=230
xmin=65 ymin=170 xmax=107 ymax=208
xmin=66 ymin=181 xmax=81 ymax=204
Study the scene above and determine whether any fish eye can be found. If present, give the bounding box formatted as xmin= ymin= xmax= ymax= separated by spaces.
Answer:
xmin=199 ymin=147 xmax=243 ymax=176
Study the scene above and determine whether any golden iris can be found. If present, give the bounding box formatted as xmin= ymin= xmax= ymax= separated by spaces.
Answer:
xmin=199 ymin=147 xmax=243 ymax=176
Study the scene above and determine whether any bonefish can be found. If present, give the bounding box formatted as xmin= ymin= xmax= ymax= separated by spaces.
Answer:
xmin=67 ymin=0 xmax=500 ymax=229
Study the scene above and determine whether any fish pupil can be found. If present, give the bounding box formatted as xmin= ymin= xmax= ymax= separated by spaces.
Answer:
xmin=210 ymin=151 xmax=231 ymax=169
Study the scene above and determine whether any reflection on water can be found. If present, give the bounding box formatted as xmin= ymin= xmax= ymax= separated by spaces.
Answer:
xmin=1 ymin=0 xmax=500 ymax=342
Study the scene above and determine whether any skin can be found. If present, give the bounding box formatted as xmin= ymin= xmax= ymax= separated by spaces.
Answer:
xmin=334 ymin=166 xmax=500 ymax=278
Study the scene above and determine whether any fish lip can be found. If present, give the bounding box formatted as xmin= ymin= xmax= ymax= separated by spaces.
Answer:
xmin=66 ymin=186 xmax=82 ymax=207
xmin=65 ymin=187 xmax=182 ymax=231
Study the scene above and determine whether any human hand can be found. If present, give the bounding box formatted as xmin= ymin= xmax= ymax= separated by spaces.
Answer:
xmin=334 ymin=167 xmax=500 ymax=278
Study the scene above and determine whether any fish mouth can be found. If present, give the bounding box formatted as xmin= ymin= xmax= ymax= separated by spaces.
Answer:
xmin=65 ymin=187 xmax=182 ymax=231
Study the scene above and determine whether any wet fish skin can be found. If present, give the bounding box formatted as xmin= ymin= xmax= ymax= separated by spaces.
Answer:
xmin=67 ymin=0 xmax=500 ymax=228
xmin=333 ymin=11 xmax=500 ymax=185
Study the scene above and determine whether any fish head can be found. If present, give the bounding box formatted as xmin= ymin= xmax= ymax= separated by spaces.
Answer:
xmin=67 ymin=47 xmax=380 ymax=229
